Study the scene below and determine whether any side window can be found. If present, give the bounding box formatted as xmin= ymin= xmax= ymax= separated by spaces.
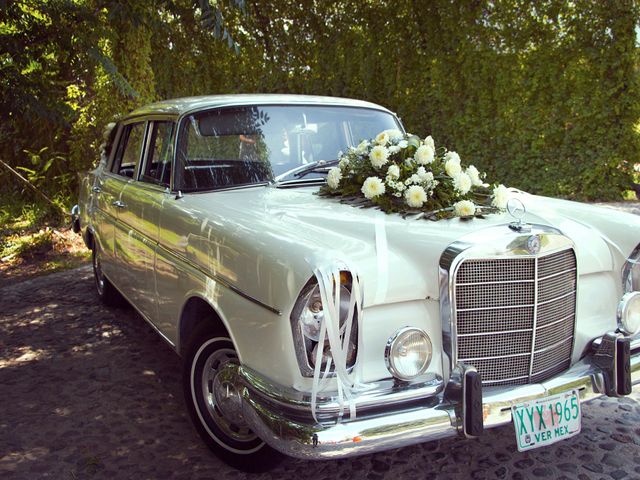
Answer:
xmin=111 ymin=122 xmax=146 ymax=178
xmin=141 ymin=121 xmax=175 ymax=187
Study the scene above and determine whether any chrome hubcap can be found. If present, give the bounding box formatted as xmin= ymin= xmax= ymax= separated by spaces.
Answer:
xmin=200 ymin=348 xmax=256 ymax=442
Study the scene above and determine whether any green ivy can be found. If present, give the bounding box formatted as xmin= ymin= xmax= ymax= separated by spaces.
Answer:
xmin=1 ymin=0 xmax=638 ymax=204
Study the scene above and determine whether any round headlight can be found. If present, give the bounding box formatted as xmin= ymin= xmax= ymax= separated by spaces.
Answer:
xmin=618 ymin=292 xmax=640 ymax=336
xmin=385 ymin=327 xmax=432 ymax=381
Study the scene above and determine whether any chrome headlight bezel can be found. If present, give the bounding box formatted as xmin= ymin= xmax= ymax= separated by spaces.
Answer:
xmin=290 ymin=273 xmax=358 ymax=377
xmin=384 ymin=327 xmax=433 ymax=382
xmin=622 ymin=243 xmax=640 ymax=293
xmin=617 ymin=291 xmax=640 ymax=336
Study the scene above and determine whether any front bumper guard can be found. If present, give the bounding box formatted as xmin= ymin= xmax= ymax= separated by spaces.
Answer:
xmin=225 ymin=334 xmax=640 ymax=460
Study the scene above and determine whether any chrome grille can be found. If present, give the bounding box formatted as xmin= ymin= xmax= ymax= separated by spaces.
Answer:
xmin=454 ymin=249 xmax=577 ymax=386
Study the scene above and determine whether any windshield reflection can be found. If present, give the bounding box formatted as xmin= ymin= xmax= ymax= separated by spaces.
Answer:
xmin=175 ymin=105 xmax=400 ymax=192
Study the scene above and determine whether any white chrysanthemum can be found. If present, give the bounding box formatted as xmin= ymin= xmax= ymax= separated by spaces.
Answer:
xmin=338 ymin=157 xmax=349 ymax=169
xmin=444 ymin=152 xmax=462 ymax=178
xmin=409 ymin=174 xmax=423 ymax=184
xmin=417 ymin=166 xmax=434 ymax=184
xmin=361 ymin=176 xmax=386 ymax=199
xmin=454 ymin=200 xmax=476 ymax=217
xmin=393 ymin=181 xmax=406 ymax=192
xmin=405 ymin=185 xmax=428 ymax=208
xmin=327 ymin=167 xmax=342 ymax=189
xmin=492 ymin=184 xmax=511 ymax=209
xmin=414 ymin=145 xmax=435 ymax=165
xmin=387 ymin=164 xmax=400 ymax=179
xmin=356 ymin=140 xmax=370 ymax=154
xmin=466 ymin=165 xmax=483 ymax=186
xmin=453 ymin=172 xmax=472 ymax=195
xmin=375 ymin=131 xmax=390 ymax=145
xmin=370 ymin=145 xmax=390 ymax=168
xmin=424 ymin=135 xmax=435 ymax=150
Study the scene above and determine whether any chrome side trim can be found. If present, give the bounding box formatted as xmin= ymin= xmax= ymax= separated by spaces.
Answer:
xmin=110 ymin=212 xmax=282 ymax=316
xmin=154 ymin=239 xmax=282 ymax=316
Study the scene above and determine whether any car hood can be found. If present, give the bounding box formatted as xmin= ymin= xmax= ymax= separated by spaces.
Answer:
xmin=181 ymin=185 xmax=632 ymax=308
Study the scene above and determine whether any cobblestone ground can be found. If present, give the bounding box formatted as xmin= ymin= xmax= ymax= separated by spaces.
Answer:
xmin=1 ymin=203 xmax=640 ymax=480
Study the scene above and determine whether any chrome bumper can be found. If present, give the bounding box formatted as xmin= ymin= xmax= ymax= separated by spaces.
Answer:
xmin=226 ymin=338 xmax=640 ymax=460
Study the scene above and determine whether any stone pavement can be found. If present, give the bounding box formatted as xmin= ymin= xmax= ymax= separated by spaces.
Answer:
xmin=1 ymin=203 xmax=640 ymax=479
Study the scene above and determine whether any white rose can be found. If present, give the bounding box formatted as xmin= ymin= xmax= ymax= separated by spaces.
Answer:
xmin=492 ymin=184 xmax=510 ymax=209
xmin=398 ymin=140 xmax=408 ymax=149
xmin=454 ymin=200 xmax=476 ymax=217
xmin=444 ymin=151 xmax=461 ymax=164
xmin=466 ymin=165 xmax=484 ymax=186
xmin=444 ymin=151 xmax=462 ymax=178
xmin=327 ymin=167 xmax=342 ymax=189
xmin=424 ymin=135 xmax=435 ymax=150
xmin=387 ymin=164 xmax=400 ymax=179
xmin=375 ymin=131 xmax=390 ymax=145
xmin=361 ymin=176 xmax=386 ymax=199
xmin=370 ymin=145 xmax=390 ymax=168
xmin=453 ymin=172 xmax=472 ymax=195
xmin=388 ymin=145 xmax=401 ymax=154
xmin=385 ymin=129 xmax=403 ymax=141
xmin=414 ymin=145 xmax=435 ymax=165
xmin=405 ymin=185 xmax=428 ymax=208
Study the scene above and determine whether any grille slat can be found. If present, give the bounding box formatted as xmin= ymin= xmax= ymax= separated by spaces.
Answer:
xmin=455 ymin=248 xmax=577 ymax=386
xmin=458 ymin=331 xmax=532 ymax=359
xmin=457 ymin=307 xmax=534 ymax=334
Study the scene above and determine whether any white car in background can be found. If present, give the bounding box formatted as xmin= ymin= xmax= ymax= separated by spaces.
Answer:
xmin=73 ymin=94 xmax=640 ymax=472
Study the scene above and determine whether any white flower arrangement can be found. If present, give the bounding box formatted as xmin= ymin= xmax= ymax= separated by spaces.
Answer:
xmin=319 ymin=129 xmax=510 ymax=220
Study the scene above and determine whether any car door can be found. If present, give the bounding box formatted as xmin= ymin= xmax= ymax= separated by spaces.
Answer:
xmin=106 ymin=120 xmax=148 ymax=302
xmin=118 ymin=119 xmax=176 ymax=329
xmin=92 ymin=123 xmax=142 ymax=283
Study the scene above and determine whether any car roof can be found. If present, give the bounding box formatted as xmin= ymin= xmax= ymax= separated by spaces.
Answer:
xmin=125 ymin=94 xmax=394 ymax=118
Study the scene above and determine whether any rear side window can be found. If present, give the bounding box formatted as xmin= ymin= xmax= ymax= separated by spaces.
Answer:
xmin=111 ymin=122 xmax=146 ymax=178
xmin=141 ymin=121 xmax=175 ymax=187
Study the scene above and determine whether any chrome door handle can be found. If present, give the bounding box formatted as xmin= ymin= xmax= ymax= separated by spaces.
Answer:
xmin=92 ymin=186 xmax=102 ymax=193
xmin=112 ymin=200 xmax=126 ymax=209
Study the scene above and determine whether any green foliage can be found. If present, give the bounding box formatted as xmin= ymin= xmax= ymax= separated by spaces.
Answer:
xmin=0 ymin=0 xmax=638 ymax=209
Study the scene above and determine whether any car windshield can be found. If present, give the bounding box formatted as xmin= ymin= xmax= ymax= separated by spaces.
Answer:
xmin=174 ymin=105 xmax=400 ymax=192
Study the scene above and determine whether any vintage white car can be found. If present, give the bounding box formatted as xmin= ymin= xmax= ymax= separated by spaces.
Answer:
xmin=73 ymin=94 xmax=640 ymax=472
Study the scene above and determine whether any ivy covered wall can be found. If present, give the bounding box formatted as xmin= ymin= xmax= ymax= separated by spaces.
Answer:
xmin=2 ymin=0 xmax=638 ymax=203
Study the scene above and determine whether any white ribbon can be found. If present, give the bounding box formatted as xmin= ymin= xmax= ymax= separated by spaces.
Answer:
xmin=309 ymin=260 xmax=369 ymax=423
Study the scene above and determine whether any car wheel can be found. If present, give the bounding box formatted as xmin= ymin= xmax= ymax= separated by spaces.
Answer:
xmin=183 ymin=324 xmax=283 ymax=472
xmin=92 ymin=243 xmax=124 ymax=307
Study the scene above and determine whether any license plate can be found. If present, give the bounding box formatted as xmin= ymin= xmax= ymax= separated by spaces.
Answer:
xmin=511 ymin=389 xmax=581 ymax=452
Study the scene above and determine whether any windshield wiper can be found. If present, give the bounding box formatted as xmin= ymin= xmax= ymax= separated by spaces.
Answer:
xmin=274 ymin=159 xmax=338 ymax=182
xmin=293 ymin=159 xmax=339 ymax=178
